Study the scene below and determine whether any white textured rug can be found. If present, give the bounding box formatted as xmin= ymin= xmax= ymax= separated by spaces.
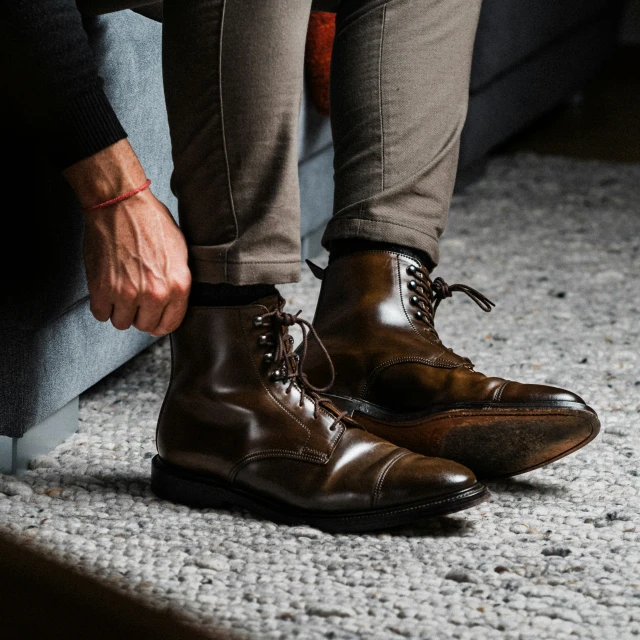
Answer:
xmin=2 ymin=155 xmax=639 ymax=640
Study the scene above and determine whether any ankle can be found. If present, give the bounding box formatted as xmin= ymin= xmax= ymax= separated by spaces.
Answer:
xmin=329 ymin=239 xmax=435 ymax=271
xmin=190 ymin=282 xmax=278 ymax=306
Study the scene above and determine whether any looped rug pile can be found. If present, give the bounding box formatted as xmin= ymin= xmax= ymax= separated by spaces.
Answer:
xmin=1 ymin=155 xmax=639 ymax=639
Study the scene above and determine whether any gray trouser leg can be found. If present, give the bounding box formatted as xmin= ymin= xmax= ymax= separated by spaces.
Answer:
xmin=80 ymin=0 xmax=481 ymax=280
xmin=322 ymin=0 xmax=482 ymax=268
xmin=162 ymin=0 xmax=313 ymax=285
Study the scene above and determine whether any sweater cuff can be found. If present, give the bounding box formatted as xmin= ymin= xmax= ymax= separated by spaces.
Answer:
xmin=52 ymin=85 xmax=127 ymax=169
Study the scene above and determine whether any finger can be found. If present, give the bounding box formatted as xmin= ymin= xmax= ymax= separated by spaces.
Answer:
xmin=133 ymin=297 xmax=166 ymax=333
xmin=110 ymin=302 xmax=138 ymax=331
xmin=150 ymin=297 xmax=188 ymax=337
xmin=90 ymin=297 xmax=113 ymax=323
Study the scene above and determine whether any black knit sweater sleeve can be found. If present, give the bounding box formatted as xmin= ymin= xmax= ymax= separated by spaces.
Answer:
xmin=1 ymin=0 xmax=127 ymax=169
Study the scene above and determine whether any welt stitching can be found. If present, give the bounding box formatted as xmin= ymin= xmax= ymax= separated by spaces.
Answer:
xmin=374 ymin=451 xmax=410 ymax=506
xmin=329 ymin=489 xmax=482 ymax=522
xmin=360 ymin=409 xmax=582 ymax=429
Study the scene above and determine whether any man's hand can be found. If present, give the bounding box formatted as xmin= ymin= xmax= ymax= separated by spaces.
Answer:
xmin=64 ymin=140 xmax=191 ymax=336
xmin=83 ymin=191 xmax=191 ymax=336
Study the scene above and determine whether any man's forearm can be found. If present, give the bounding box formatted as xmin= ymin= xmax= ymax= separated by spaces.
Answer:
xmin=63 ymin=140 xmax=147 ymax=209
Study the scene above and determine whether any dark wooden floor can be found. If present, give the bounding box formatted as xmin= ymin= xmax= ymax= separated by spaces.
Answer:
xmin=0 ymin=534 xmax=227 ymax=640
xmin=500 ymin=45 xmax=640 ymax=162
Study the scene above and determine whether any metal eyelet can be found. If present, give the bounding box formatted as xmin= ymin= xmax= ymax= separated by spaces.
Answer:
xmin=270 ymin=369 xmax=285 ymax=382
xmin=415 ymin=311 xmax=424 ymax=320
xmin=253 ymin=315 xmax=264 ymax=327
xmin=287 ymin=335 xmax=295 ymax=345
xmin=329 ymin=425 xmax=336 ymax=431
xmin=263 ymin=352 xmax=274 ymax=363
xmin=408 ymin=279 xmax=417 ymax=290
xmin=407 ymin=265 xmax=417 ymax=275
xmin=410 ymin=295 xmax=420 ymax=306
xmin=258 ymin=334 xmax=270 ymax=345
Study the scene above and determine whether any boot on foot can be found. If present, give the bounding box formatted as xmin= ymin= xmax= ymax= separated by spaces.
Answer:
xmin=303 ymin=251 xmax=600 ymax=480
xmin=152 ymin=295 xmax=488 ymax=532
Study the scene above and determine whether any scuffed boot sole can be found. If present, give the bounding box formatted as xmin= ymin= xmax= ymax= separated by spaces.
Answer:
xmin=326 ymin=395 xmax=601 ymax=481
xmin=150 ymin=455 xmax=490 ymax=533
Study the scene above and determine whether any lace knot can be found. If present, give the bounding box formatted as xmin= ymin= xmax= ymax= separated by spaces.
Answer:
xmin=279 ymin=310 xmax=301 ymax=327
xmin=409 ymin=267 xmax=495 ymax=330
xmin=432 ymin=277 xmax=452 ymax=300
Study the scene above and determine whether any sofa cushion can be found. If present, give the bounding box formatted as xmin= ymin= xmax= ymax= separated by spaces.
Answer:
xmin=0 ymin=10 xmax=174 ymax=332
xmin=471 ymin=0 xmax=615 ymax=92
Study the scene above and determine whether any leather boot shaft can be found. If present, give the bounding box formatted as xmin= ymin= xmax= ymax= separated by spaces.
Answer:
xmin=157 ymin=299 xmax=343 ymax=479
xmin=152 ymin=295 xmax=487 ymax=526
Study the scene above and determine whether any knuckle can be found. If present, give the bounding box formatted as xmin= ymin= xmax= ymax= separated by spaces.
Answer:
xmin=146 ymin=285 xmax=169 ymax=304
xmin=173 ymin=277 xmax=191 ymax=297
xmin=90 ymin=282 xmax=111 ymax=300
xmin=119 ymin=286 xmax=138 ymax=303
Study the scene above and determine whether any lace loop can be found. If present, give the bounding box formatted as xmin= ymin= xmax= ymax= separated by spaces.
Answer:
xmin=409 ymin=267 xmax=495 ymax=332
xmin=431 ymin=277 xmax=495 ymax=314
xmin=259 ymin=297 xmax=351 ymax=431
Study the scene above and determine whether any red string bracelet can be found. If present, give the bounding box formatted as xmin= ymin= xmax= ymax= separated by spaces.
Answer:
xmin=80 ymin=178 xmax=152 ymax=214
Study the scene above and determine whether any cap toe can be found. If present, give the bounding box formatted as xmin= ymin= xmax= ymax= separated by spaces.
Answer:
xmin=374 ymin=451 xmax=478 ymax=508
xmin=498 ymin=382 xmax=586 ymax=405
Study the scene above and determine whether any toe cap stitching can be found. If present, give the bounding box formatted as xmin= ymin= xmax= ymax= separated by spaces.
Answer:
xmin=493 ymin=380 xmax=509 ymax=403
xmin=373 ymin=450 xmax=412 ymax=507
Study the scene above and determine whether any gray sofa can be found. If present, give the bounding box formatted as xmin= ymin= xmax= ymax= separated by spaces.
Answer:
xmin=0 ymin=1 xmax=625 ymax=472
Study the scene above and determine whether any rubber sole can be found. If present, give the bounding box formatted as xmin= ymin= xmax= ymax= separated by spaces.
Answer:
xmin=325 ymin=394 xmax=601 ymax=481
xmin=150 ymin=456 xmax=490 ymax=533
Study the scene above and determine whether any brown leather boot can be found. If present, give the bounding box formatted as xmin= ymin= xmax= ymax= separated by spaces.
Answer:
xmin=151 ymin=295 xmax=488 ymax=532
xmin=303 ymin=251 xmax=600 ymax=480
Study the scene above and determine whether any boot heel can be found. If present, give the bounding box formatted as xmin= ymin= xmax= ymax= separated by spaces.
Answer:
xmin=150 ymin=455 xmax=229 ymax=509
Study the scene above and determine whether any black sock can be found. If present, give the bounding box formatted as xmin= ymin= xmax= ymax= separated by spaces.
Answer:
xmin=328 ymin=239 xmax=436 ymax=271
xmin=190 ymin=282 xmax=278 ymax=306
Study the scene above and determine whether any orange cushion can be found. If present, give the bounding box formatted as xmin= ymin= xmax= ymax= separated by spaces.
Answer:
xmin=305 ymin=12 xmax=336 ymax=116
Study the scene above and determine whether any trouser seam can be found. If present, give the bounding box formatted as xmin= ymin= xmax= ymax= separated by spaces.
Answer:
xmin=218 ymin=0 xmax=239 ymax=281
xmin=378 ymin=4 xmax=387 ymax=191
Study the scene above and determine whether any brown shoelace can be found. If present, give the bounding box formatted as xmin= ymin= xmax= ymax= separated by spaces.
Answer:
xmin=257 ymin=297 xmax=354 ymax=431
xmin=407 ymin=264 xmax=495 ymax=333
